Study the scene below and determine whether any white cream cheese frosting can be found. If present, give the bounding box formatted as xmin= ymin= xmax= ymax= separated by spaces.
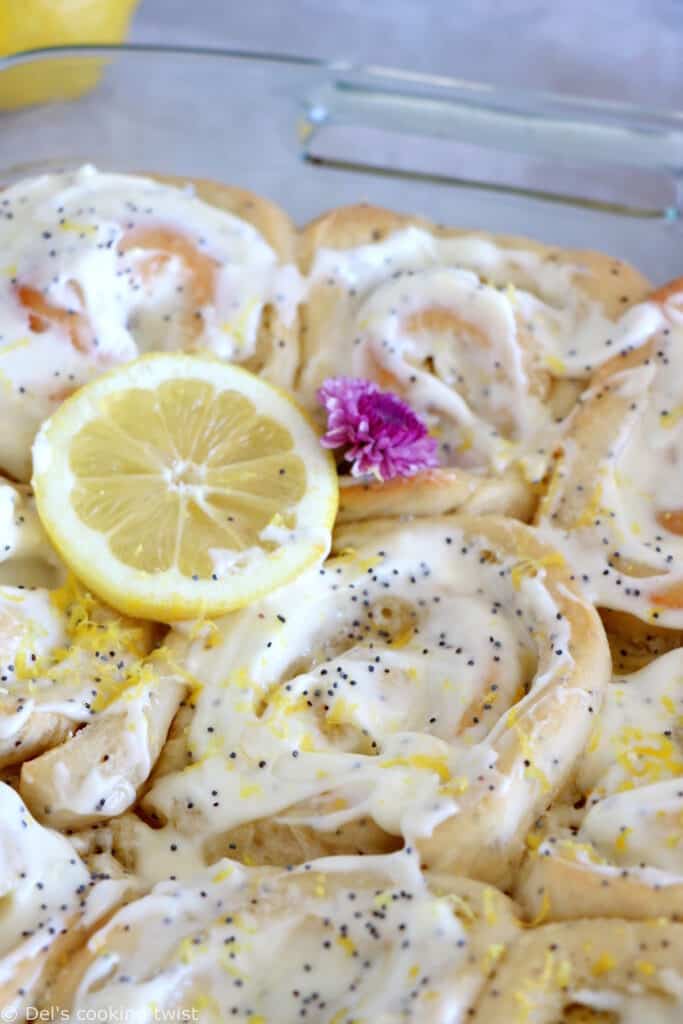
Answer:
xmin=0 ymin=165 xmax=296 ymax=479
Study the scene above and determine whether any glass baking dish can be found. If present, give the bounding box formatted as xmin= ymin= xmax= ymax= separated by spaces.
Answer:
xmin=0 ymin=43 xmax=681 ymax=283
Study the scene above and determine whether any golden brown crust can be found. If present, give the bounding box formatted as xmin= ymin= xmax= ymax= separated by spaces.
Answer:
xmin=337 ymin=464 xmax=537 ymax=523
xmin=602 ymin=608 xmax=683 ymax=673
xmin=152 ymin=173 xmax=296 ymax=262
xmin=536 ymin=277 xmax=683 ymax=623
xmin=647 ymin=274 xmax=683 ymax=306
xmin=202 ymin=813 xmax=401 ymax=866
xmin=471 ymin=918 xmax=683 ymax=1022
xmin=298 ymin=202 xmax=651 ymax=311
xmin=297 ymin=202 xmax=423 ymax=271
xmin=516 ymin=845 xmax=683 ymax=923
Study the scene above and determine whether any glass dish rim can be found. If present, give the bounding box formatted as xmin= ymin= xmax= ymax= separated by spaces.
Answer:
xmin=1 ymin=42 xmax=682 ymax=127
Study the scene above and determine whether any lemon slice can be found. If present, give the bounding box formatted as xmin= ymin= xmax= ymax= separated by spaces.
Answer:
xmin=32 ymin=354 xmax=338 ymax=621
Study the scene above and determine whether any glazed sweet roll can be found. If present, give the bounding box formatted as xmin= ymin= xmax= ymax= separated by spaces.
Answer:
xmin=0 ymin=166 xmax=299 ymax=479
xmin=0 ymin=783 xmax=131 ymax=1015
xmin=19 ymin=645 xmax=186 ymax=830
xmin=47 ymin=850 xmax=520 ymax=1021
xmin=537 ymin=277 xmax=683 ymax=629
xmin=297 ymin=204 xmax=653 ymax=522
xmin=517 ymin=646 xmax=683 ymax=922
xmin=137 ymin=515 xmax=608 ymax=888
xmin=0 ymin=479 xmax=186 ymax=827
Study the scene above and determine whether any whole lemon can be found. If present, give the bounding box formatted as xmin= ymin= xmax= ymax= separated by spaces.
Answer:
xmin=0 ymin=0 xmax=139 ymax=109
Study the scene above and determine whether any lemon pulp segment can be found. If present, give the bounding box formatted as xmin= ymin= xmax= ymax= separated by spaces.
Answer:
xmin=70 ymin=379 xmax=306 ymax=576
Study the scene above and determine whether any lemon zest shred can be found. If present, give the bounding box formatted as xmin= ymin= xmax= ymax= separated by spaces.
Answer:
xmin=615 ymin=726 xmax=683 ymax=785
xmin=443 ymin=775 xmax=469 ymax=796
xmin=314 ymin=874 xmax=326 ymax=898
xmin=337 ymin=935 xmax=356 ymax=957
xmin=511 ymin=552 xmax=565 ymax=591
xmin=515 ymin=726 xmax=551 ymax=792
xmin=573 ymin=483 xmax=605 ymax=529
xmin=660 ymin=406 xmax=683 ymax=429
xmin=381 ymin=753 xmax=450 ymax=782
xmin=458 ymin=429 xmax=474 ymax=454
xmin=544 ymin=353 xmax=567 ymax=375
xmin=59 ymin=219 xmax=98 ymax=235
xmin=390 ymin=625 xmax=416 ymax=650
xmin=446 ymin=892 xmax=476 ymax=923
xmin=661 ymin=694 xmax=677 ymax=716
xmin=239 ymin=781 xmax=263 ymax=799
xmin=327 ymin=697 xmax=358 ymax=726
xmin=483 ymin=887 xmax=498 ymax=925
xmin=587 ymin=720 xmax=602 ymax=754
xmin=0 ymin=336 xmax=30 ymax=356
xmin=523 ymin=889 xmax=551 ymax=928
xmin=212 ymin=866 xmax=234 ymax=883
xmin=178 ymin=936 xmax=205 ymax=964
xmin=614 ymin=827 xmax=632 ymax=853
xmin=482 ymin=943 xmax=505 ymax=972
xmin=556 ymin=959 xmax=572 ymax=988
xmin=591 ymin=952 xmax=616 ymax=976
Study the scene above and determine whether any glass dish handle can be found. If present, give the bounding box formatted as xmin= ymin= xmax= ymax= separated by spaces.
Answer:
xmin=300 ymin=67 xmax=683 ymax=218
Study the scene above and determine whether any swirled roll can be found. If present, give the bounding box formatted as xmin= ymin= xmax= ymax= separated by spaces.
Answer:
xmin=0 ymin=479 xmax=185 ymax=828
xmin=298 ymin=205 xmax=652 ymax=522
xmin=0 ymin=166 xmax=300 ymax=480
xmin=47 ymin=851 xmax=520 ymax=1022
xmin=517 ymin=646 xmax=683 ymax=922
xmin=0 ymin=783 xmax=131 ymax=1015
xmin=537 ymin=277 xmax=683 ymax=629
xmin=135 ymin=515 xmax=608 ymax=888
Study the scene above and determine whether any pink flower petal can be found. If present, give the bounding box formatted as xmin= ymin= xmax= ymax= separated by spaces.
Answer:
xmin=317 ymin=377 xmax=439 ymax=481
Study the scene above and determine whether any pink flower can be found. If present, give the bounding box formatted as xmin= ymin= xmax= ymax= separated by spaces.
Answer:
xmin=317 ymin=377 xmax=439 ymax=481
